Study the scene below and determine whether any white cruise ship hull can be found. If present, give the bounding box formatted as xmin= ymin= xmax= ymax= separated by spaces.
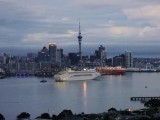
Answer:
xmin=54 ymin=69 xmax=101 ymax=82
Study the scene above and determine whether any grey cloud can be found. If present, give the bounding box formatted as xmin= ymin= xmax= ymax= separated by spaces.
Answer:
xmin=0 ymin=0 xmax=159 ymax=57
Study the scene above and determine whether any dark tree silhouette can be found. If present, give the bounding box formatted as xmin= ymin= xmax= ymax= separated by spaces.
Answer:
xmin=144 ymin=99 xmax=160 ymax=108
xmin=57 ymin=110 xmax=73 ymax=119
xmin=40 ymin=113 xmax=51 ymax=119
xmin=52 ymin=114 xmax=57 ymax=120
xmin=16 ymin=112 xmax=30 ymax=120
xmin=0 ymin=113 xmax=5 ymax=120
xmin=108 ymin=107 xmax=117 ymax=112
xmin=139 ymin=116 xmax=150 ymax=120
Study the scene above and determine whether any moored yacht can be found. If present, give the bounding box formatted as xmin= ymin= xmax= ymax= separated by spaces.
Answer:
xmin=54 ymin=68 xmax=101 ymax=82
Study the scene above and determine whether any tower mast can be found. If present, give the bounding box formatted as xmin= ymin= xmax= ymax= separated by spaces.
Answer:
xmin=77 ymin=21 xmax=82 ymax=60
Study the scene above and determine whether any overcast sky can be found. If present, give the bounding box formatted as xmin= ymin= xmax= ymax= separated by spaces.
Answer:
xmin=0 ymin=0 xmax=160 ymax=57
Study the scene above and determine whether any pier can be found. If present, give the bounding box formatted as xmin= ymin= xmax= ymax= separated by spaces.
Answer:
xmin=131 ymin=97 xmax=160 ymax=101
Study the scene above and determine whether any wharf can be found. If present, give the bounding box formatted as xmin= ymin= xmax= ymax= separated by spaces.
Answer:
xmin=131 ymin=97 xmax=160 ymax=101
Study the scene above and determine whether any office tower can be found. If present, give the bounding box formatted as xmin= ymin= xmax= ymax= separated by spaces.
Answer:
xmin=49 ymin=43 xmax=57 ymax=64
xmin=125 ymin=51 xmax=133 ymax=68
xmin=56 ymin=49 xmax=63 ymax=64
xmin=37 ymin=46 xmax=49 ymax=61
xmin=68 ymin=53 xmax=79 ymax=65
xmin=98 ymin=45 xmax=106 ymax=66
xmin=112 ymin=54 xmax=125 ymax=67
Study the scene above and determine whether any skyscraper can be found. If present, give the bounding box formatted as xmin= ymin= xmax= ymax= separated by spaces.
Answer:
xmin=56 ymin=49 xmax=63 ymax=64
xmin=98 ymin=45 xmax=106 ymax=66
xmin=49 ymin=43 xmax=57 ymax=64
xmin=125 ymin=51 xmax=133 ymax=68
xmin=37 ymin=46 xmax=49 ymax=61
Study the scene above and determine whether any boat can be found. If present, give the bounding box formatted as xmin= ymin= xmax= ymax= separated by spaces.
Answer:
xmin=96 ymin=66 xmax=126 ymax=75
xmin=54 ymin=68 xmax=101 ymax=82
xmin=40 ymin=79 xmax=47 ymax=83
xmin=0 ymin=68 xmax=5 ymax=79
xmin=0 ymin=75 xmax=5 ymax=79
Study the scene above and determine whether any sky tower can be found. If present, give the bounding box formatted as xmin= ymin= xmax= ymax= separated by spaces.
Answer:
xmin=77 ymin=21 xmax=82 ymax=60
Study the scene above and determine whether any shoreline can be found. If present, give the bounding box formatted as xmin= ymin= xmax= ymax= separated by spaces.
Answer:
xmin=1 ymin=106 xmax=160 ymax=120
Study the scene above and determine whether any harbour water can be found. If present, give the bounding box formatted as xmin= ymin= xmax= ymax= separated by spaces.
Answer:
xmin=0 ymin=72 xmax=160 ymax=119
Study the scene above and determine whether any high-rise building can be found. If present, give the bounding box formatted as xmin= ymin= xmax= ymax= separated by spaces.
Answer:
xmin=97 ymin=45 xmax=106 ymax=66
xmin=68 ymin=53 xmax=79 ymax=65
xmin=112 ymin=54 xmax=125 ymax=67
xmin=125 ymin=51 xmax=133 ymax=68
xmin=37 ymin=46 xmax=49 ymax=61
xmin=49 ymin=43 xmax=57 ymax=64
xmin=56 ymin=49 xmax=63 ymax=64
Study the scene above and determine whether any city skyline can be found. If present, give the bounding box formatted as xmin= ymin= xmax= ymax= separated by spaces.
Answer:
xmin=0 ymin=0 xmax=160 ymax=57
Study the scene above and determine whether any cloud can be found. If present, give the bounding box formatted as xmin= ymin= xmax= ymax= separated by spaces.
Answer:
xmin=0 ymin=0 xmax=160 ymax=56
xmin=72 ymin=0 xmax=128 ymax=8
xmin=22 ymin=30 xmax=77 ymax=45
xmin=71 ymin=0 xmax=160 ymax=9
xmin=85 ymin=23 xmax=160 ymax=45
xmin=124 ymin=5 xmax=160 ymax=23
xmin=107 ymin=25 xmax=160 ymax=38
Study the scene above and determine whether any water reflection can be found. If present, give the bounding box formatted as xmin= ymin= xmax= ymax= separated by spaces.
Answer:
xmin=109 ymin=75 xmax=123 ymax=80
xmin=83 ymin=81 xmax=87 ymax=109
xmin=55 ymin=82 xmax=68 ymax=89
xmin=1 ymin=73 xmax=160 ymax=119
xmin=83 ymin=81 xmax=87 ymax=98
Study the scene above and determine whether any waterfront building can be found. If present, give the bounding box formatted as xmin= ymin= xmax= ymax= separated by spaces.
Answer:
xmin=112 ymin=54 xmax=125 ymax=67
xmin=0 ymin=56 xmax=3 ymax=68
xmin=99 ymin=45 xmax=106 ymax=66
xmin=90 ymin=55 xmax=97 ymax=62
xmin=37 ymin=46 xmax=49 ymax=62
xmin=56 ymin=49 xmax=63 ymax=65
xmin=106 ymin=58 xmax=112 ymax=66
xmin=158 ymin=65 xmax=160 ymax=70
xmin=38 ymin=61 xmax=51 ymax=70
xmin=27 ymin=53 xmax=37 ymax=62
xmin=68 ymin=53 xmax=79 ymax=66
xmin=125 ymin=51 xmax=133 ymax=68
xmin=95 ymin=45 xmax=106 ymax=66
xmin=27 ymin=62 xmax=38 ymax=71
xmin=146 ymin=63 xmax=153 ymax=69
xmin=49 ymin=43 xmax=57 ymax=64
xmin=3 ymin=54 xmax=7 ymax=64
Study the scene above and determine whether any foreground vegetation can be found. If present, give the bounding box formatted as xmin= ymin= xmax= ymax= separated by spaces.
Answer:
xmin=1 ymin=99 xmax=160 ymax=120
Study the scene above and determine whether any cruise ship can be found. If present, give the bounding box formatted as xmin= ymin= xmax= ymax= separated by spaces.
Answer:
xmin=54 ymin=68 xmax=101 ymax=82
xmin=96 ymin=66 xmax=126 ymax=75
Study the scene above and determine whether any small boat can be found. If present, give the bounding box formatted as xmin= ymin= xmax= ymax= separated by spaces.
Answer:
xmin=40 ymin=79 xmax=47 ymax=83
xmin=54 ymin=68 xmax=101 ymax=82
xmin=0 ymin=75 xmax=5 ymax=79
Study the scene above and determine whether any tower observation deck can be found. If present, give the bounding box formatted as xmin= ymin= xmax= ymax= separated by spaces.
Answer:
xmin=77 ymin=21 xmax=82 ymax=60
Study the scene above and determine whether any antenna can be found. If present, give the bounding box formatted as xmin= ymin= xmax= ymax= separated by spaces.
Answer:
xmin=79 ymin=19 xmax=81 ymax=34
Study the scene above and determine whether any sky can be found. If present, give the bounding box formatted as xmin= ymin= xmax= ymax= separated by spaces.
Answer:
xmin=0 ymin=0 xmax=160 ymax=57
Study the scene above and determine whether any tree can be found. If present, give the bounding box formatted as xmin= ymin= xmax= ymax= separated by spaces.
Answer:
xmin=144 ymin=99 xmax=160 ymax=108
xmin=57 ymin=110 xmax=73 ymax=119
xmin=40 ymin=113 xmax=51 ymax=119
xmin=0 ymin=113 xmax=5 ymax=120
xmin=108 ymin=108 xmax=117 ymax=112
xmin=16 ymin=112 xmax=30 ymax=120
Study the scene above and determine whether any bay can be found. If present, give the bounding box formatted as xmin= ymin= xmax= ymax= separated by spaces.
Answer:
xmin=0 ymin=72 xmax=160 ymax=119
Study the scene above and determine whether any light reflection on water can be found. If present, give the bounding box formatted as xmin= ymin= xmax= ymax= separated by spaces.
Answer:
xmin=83 ymin=81 xmax=87 ymax=98
xmin=83 ymin=81 xmax=87 ymax=111
xmin=55 ymin=81 xmax=68 ymax=89
xmin=0 ymin=73 xmax=160 ymax=119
